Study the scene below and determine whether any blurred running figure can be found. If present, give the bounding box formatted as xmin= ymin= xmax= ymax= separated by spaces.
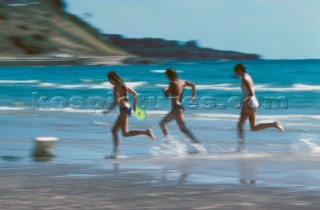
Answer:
xmin=104 ymin=71 xmax=155 ymax=158
xmin=160 ymin=68 xmax=201 ymax=144
xmin=234 ymin=63 xmax=284 ymax=151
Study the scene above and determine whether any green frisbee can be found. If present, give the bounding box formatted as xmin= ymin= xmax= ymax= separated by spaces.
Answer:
xmin=133 ymin=107 xmax=147 ymax=120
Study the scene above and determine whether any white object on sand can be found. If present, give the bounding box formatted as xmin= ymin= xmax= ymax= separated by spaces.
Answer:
xmin=33 ymin=137 xmax=59 ymax=157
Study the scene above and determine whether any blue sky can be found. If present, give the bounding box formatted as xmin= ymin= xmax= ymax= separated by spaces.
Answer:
xmin=65 ymin=0 xmax=320 ymax=59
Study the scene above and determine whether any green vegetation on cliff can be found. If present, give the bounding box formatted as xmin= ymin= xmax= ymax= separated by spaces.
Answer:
xmin=106 ymin=34 xmax=260 ymax=60
xmin=0 ymin=0 xmax=259 ymax=62
xmin=0 ymin=0 xmax=129 ymax=57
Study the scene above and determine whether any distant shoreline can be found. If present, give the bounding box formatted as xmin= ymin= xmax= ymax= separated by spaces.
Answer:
xmin=1 ymin=56 xmax=318 ymax=67
xmin=0 ymin=56 xmax=132 ymax=66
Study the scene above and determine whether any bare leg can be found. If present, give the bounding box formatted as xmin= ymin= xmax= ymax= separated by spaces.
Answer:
xmin=176 ymin=110 xmax=201 ymax=144
xmin=238 ymin=107 xmax=249 ymax=142
xmin=248 ymin=109 xmax=285 ymax=132
xmin=120 ymin=111 xmax=155 ymax=140
xmin=111 ymin=114 xmax=122 ymax=158
xmin=159 ymin=111 xmax=175 ymax=138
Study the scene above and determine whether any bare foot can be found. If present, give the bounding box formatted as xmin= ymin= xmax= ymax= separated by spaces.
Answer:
xmin=147 ymin=128 xmax=156 ymax=140
xmin=238 ymin=139 xmax=245 ymax=145
xmin=275 ymin=122 xmax=285 ymax=132
xmin=193 ymin=139 xmax=202 ymax=144
xmin=106 ymin=154 xmax=118 ymax=159
xmin=164 ymin=136 xmax=170 ymax=144
xmin=237 ymin=139 xmax=245 ymax=152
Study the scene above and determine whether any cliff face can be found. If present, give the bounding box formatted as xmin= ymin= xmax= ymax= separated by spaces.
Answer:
xmin=0 ymin=0 xmax=259 ymax=62
xmin=0 ymin=0 xmax=129 ymax=57
xmin=106 ymin=34 xmax=260 ymax=60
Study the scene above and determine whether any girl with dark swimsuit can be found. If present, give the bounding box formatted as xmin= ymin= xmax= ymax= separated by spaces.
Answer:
xmin=104 ymin=71 xmax=155 ymax=158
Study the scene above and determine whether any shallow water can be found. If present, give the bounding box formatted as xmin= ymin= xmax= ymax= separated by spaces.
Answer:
xmin=0 ymin=60 xmax=319 ymax=191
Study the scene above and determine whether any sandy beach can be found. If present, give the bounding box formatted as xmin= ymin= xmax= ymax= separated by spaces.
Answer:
xmin=1 ymin=0 xmax=319 ymax=208
xmin=1 ymin=60 xmax=320 ymax=209
xmin=1 ymin=156 xmax=320 ymax=210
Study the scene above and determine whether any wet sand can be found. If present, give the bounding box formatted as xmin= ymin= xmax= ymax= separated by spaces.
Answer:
xmin=1 ymin=159 xmax=320 ymax=210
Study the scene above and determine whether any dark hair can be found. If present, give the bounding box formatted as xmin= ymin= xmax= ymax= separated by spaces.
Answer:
xmin=234 ymin=63 xmax=247 ymax=73
xmin=165 ymin=68 xmax=178 ymax=81
xmin=107 ymin=71 xmax=127 ymax=98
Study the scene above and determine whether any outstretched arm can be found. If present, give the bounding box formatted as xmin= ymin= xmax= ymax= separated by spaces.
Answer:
xmin=243 ymin=78 xmax=254 ymax=102
xmin=164 ymin=82 xmax=173 ymax=97
xmin=242 ymin=78 xmax=255 ymax=112
xmin=184 ymin=80 xmax=196 ymax=101
xmin=127 ymin=86 xmax=138 ymax=111
xmin=103 ymin=89 xmax=118 ymax=115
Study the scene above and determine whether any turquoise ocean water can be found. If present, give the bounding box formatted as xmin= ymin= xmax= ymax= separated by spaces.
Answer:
xmin=1 ymin=60 xmax=320 ymax=189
